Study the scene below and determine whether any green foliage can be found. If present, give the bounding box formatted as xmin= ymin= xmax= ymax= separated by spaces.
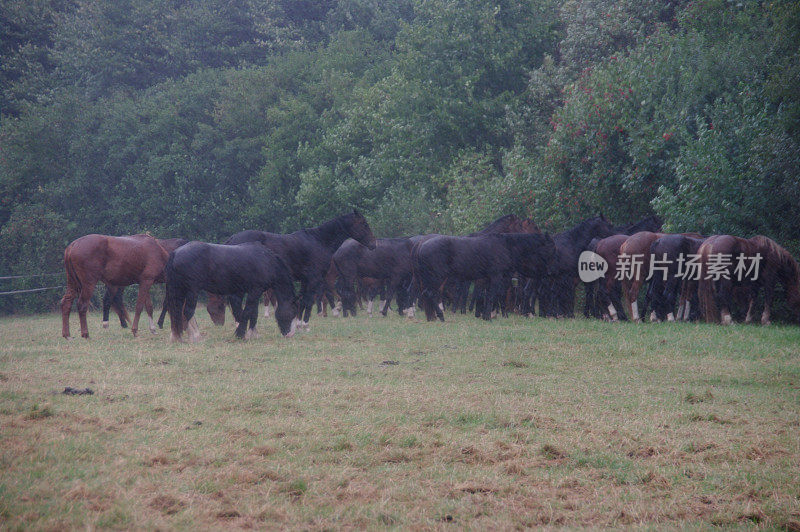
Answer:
xmin=1 ymin=0 xmax=799 ymax=313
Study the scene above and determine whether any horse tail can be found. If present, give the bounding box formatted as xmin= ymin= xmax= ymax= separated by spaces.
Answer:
xmin=62 ymin=244 xmax=81 ymax=300
xmin=164 ymin=252 xmax=184 ymax=339
xmin=697 ymin=240 xmax=718 ymax=323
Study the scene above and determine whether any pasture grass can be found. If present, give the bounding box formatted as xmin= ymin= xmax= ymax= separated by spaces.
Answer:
xmin=1 ymin=309 xmax=799 ymax=529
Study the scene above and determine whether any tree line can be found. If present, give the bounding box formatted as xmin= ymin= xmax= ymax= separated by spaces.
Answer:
xmin=1 ymin=0 xmax=798 ymax=312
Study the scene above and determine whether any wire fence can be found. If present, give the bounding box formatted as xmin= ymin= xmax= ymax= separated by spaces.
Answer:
xmin=0 ymin=272 xmax=62 ymax=280
xmin=0 ymin=285 xmax=65 ymax=296
xmin=0 ymin=271 xmax=64 ymax=301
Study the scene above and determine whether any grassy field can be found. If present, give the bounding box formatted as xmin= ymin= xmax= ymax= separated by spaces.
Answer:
xmin=1 ymin=309 xmax=799 ymax=530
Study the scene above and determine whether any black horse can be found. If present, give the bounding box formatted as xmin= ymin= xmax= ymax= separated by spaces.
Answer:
xmin=222 ymin=211 xmax=377 ymax=328
xmin=333 ymin=237 xmax=414 ymax=317
xmin=165 ymin=241 xmax=298 ymax=341
xmin=536 ymin=215 xmax=617 ymax=318
xmin=646 ymin=234 xmax=706 ymax=321
xmin=461 ymin=215 xmax=541 ymax=315
xmin=414 ymin=233 xmax=557 ymax=321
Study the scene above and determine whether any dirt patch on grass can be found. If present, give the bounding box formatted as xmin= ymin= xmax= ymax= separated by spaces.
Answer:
xmin=149 ymin=494 xmax=185 ymax=515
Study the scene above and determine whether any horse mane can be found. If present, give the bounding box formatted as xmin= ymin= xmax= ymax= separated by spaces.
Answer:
xmin=477 ymin=214 xmax=518 ymax=233
xmin=752 ymin=235 xmax=800 ymax=284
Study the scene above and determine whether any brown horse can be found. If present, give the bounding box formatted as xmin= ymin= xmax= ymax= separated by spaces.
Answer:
xmin=619 ymin=231 xmax=703 ymax=322
xmin=698 ymin=235 xmax=800 ymax=325
xmin=102 ymin=237 xmax=189 ymax=329
xmin=593 ymin=234 xmax=631 ymax=321
xmin=61 ymin=234 xmax=169 ymax=338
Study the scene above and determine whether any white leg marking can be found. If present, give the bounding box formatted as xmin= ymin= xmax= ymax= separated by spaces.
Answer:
xmin=650 ymin=310 xmax=658 ymax=323
xmin=188 ymin=317 xmax=201 ymax=342
xmin=683 ymin=301 xmax=691 ymax=321
xmin=721 ymin=312 xmax=733 ymax=325
xmin=607 ymin=304 xmax=618 ymax=321
xmin=170 ymin=330 xmax=181 ymax=343
xmin=367 ymin=300 xmax=374 ymax=316
xmin=438 ymin=302 xmax=444 ymax=312
xmin=102 ymin=320 xmax=109 ymax=329
xmin=286 ymin=317 xmax=300 ymax=338
xmin=667 ymin=312 xmax=675 ymax=322
xmin=149 ymin=316 xmax=156 ymax=334
xmin=490 ymin=310 xmax=497 ymax=319
xmin=332 ymin=301 xmax=342 ymax=317
xmin=264 ymin=303 xmax=272 ymax=318
xmin=379 ymin=299 xmax=386 ymax=313
xmin=631 ymin=301 xmax=640 ymax=322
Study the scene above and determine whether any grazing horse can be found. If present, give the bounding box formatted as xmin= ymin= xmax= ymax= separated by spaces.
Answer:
xmin=591 ymin=234 xmax=632 ymax=321
xmin=698 ymin=235 xmax=800 ymax=325
xmin=618 ymin=232 xmax=664 ymax=322
xmin=219 ymin=211 xmax=376 ymax=328
xmin=101 ymin=237 xmax=189 ymax=329
xmin=415 ymin=233 xmax=556 ymax=321
xmin=619 ymin=231 xmax=704 ymax=322
xmin=583 ymin=215 xmax=664 ymax=318
xmin=166 ymin=241 xmax=298 ymax=341
xmin=538 ymin=215 xmax=616 ymax=318
xmin=61 ymin=234 xmax=169 ymax=339
xmin=333 ymin=237 xmax=414 ymax=318
xmin=646 ymin=234 xmax=706 ymax=321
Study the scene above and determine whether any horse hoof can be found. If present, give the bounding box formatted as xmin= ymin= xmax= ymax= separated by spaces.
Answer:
xmin=761 ymin=320 xmax=771 ymax=326
xmin=81 ymin=334 xmax=90 ymax=339
xmin=102 ymin=321 xmax=109 ymax=329
xmin=131 ymin=330 xmax=138 ymax=338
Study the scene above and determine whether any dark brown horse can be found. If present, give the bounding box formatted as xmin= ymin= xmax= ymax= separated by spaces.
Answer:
xmin=61 ymin=234 xmax=169 ymax=339
xmin=698 ymin=235 xmax=800 ymax=325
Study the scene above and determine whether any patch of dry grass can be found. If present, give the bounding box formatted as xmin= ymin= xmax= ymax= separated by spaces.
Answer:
xmin=1 ymin=310 xmax=799 ymax=528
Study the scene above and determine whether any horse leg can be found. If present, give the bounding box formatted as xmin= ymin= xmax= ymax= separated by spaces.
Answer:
xmin=301 ymin=281 xmax=320 ymax=329
xmin=239 ymin=291 xmax=260 ymax=339
xmin=157 ymin=293 xmax=168 ymax=329
xmin=625 ymin=279 xmax=641 ymax=323
xmin=166 ymin=282 xmax=186 ymax=342
xmin=144 ymin=285 xmax=156 ymax=334
xmin=583 ymin=281 xmax=595 ymax=318
xmin=129 ymin=280 xmax=153 ymax=337
xmin=381 ymin=281 xmax=397 ymax=317
xmin=228 ymin=294 xmax=244 ymax=330
xmin=183 ymin=290 xmax=201 ymax=342
xmin=483 ymin=276 xmax=502 ymax=320
xmin=715 ymin=279 xmax=734 ymax=324
xmin=61 ymin=285 xmax=78 ymax=339
xmin=114 ymin=286 xmax=130 ymax=328
xmin=102 ymin=286 xmax=113 ymax=328
xmin=761 ymin=283 xmax=773 ymax=325
xmin=77 ymin=282 xmax=97 ymax=339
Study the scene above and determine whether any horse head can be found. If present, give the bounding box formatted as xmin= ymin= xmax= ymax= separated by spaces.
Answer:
xmin=349 ymin=209 xmax=377 ymax=250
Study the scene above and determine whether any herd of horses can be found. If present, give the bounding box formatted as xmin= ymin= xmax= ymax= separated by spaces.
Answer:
xmin=59 ymin=210 xmax=800 ymax=340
